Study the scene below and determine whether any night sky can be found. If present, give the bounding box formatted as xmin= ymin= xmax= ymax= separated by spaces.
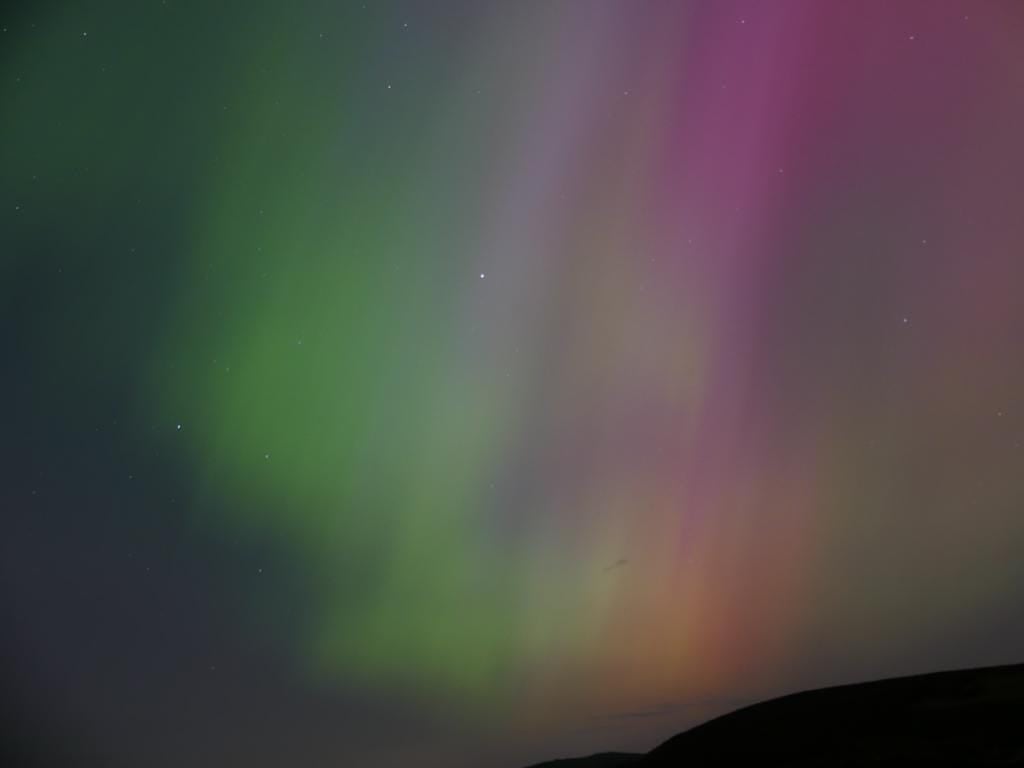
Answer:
xmin=4 ymin=2 xmax=1024 ymax=767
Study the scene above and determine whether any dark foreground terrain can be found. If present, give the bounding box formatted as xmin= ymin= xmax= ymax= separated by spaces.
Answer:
xmin=527 ymin=663 xmax=1024 ymax=767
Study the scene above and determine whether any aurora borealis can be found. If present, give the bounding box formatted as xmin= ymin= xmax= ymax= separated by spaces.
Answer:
xmin=4 ymin=1 xmax=1024 ymax=766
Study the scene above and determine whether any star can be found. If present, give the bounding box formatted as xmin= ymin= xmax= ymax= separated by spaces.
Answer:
xmin=480 ymin=272 xmax=485 ymax=279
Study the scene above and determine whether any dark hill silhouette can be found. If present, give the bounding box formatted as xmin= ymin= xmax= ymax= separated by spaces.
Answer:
xmin=525 ymin=663 xmax=1024 ymax=767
